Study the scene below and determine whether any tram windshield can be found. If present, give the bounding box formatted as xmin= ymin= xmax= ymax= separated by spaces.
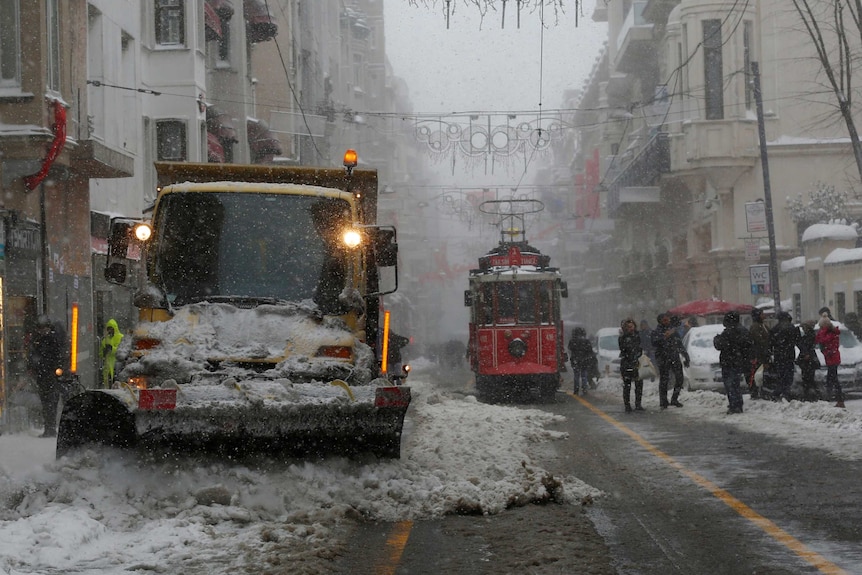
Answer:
xmin=478 ymin=281 xmax=555 ymax=326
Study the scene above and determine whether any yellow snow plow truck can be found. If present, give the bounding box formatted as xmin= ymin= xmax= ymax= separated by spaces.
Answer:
xmin=57 ymin=151 xmax=411 ymax=458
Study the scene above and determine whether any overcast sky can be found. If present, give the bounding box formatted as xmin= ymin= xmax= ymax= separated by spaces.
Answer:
xmin=383 ymin=0 xmax=608 ymax=114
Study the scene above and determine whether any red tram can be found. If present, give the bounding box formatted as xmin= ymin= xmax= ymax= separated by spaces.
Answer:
xmin=464 ymin=201 xmax=568 ymax=402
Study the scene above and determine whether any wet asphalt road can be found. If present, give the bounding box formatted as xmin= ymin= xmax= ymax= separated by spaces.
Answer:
xmin=333 ymin=387 xmax=862 ymax=574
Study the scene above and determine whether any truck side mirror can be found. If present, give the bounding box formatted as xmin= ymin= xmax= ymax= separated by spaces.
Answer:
xmin=104 ymin=220 xmax=133 ymax=285
xmin=373 ymin=227 xmax=398 ymax=267
xmin=464 ymin=290 xmax=473 ymax=306
xmin=560 ymin=281 xmax=568 ymax=298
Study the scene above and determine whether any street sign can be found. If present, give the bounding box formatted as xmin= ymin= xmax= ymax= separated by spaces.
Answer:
xmin=750 ymin=264 xmax=771 ymax=295
xmin=745 ymin=201 xmax=767 ymax=233
xmin=744 ymin=239 xmax=760 ymax=262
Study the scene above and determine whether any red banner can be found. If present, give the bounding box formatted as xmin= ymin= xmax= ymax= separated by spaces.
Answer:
xmin=24 ymin=99 xmax=67 ymax=191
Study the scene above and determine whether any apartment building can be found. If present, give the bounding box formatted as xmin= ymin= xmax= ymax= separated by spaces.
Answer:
xmin=1 ymin=0 xmax=119 ymax=397
xmin=569 ymin=0 xmax=861 ymax=329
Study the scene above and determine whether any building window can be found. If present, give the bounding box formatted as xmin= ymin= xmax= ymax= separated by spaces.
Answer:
xmin=46 ymin=0 xmax=60 ymax=92
xmin=835 ymin=291 xmax=846 ymax=321
xmin=854 ymin=290 xmax=862 ymax=316
xmin=156 ymin=120 xmax=187 ymax=161
xmin=353 ymin=54 xmax=364 ymax=90
xmin=217 ymin=21 xmax=230 ymax=61
xmin=0 ymin=0 xmax=21 ymax=90
xmin=703 ymin=19 xmax=723 ymax=120
xmin=681 ymin=23 xmax=689 ymax=93
xmin=156 ymin=0 xmax=185 ymax=46
xmin=743 ymin=21 xmax=754 ymax=111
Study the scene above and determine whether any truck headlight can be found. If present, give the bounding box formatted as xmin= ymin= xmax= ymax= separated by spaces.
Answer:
xmin=342 ymin=229 xmax=362 ymax=248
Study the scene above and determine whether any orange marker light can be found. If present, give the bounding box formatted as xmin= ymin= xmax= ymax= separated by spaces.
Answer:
xmin=343 ymin=149 xmax=358 ymax=168
xmin=381 ymin=310 xmax=391 ymax=374
xmin=70 ymin=303 xmax=79 ymax=374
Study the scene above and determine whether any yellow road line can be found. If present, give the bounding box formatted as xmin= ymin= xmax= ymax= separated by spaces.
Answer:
xmin=374 ymin=520 xmax=413 ymax=575
xmin=572 ymin=393 xmax=849 ymax=575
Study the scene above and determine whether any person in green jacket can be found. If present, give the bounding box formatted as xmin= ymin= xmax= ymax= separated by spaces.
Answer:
xmin=99 ymin=319 xmax=123 ymax=388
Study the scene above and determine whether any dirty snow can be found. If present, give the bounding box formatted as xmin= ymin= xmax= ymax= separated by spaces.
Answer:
xmin=2 ymin=359 xmax=862 ymax=573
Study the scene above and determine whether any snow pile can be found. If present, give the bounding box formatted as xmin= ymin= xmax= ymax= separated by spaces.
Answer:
xmin=801 ymin=223 xmax=858 ymax=243
xmin=824 ymin=247 xmax=862 ymax=265
xmin=0 ymin=378 xmax=594 ymax=574
xmin=122 ymin=301 xmax=376 ymax=387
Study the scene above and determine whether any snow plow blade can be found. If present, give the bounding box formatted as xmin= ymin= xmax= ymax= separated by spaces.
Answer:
xmin=56 ymin=385 xmax=411 ymax=460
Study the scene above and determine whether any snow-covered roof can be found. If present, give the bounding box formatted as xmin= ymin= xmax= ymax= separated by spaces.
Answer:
xmin=780 ymin=256 xmax=806 ymax=272
xmin=801 ymin=223 xmax=858 ymax=243
xmin=825 ymin=247 xmax=862 ymax=265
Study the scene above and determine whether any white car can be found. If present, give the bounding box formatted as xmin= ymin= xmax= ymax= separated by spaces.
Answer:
xmin=681 ymin=324 xmax=725 ymax=392
xmin=595 ymin=327 xmax=621 ymax=376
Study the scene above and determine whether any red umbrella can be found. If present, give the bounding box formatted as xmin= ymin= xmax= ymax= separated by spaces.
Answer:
xmin=667 ymin=299 xmax=753 ymax=316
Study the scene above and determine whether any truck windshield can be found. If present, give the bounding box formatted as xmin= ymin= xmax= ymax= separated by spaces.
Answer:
xmin=152 ymin=191 xmax=353 ymax=312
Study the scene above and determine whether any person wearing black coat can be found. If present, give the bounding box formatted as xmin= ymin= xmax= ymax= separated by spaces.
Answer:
xmin=27 ymin=316 xmax=66 ymax=437
xmin=651 ymin=313 xmax=689 ymax=408
xmin=567 ymin=327 xmax=596 ymax=395
xmin=619 ymin=319 xmax=644 ymax=412
xmin=713 ymin=311 xmax=754 ymax=414
xmin=796 ymin=320 xmax=821 ymax=402
xmin=769 ymin=311 xmax=799 ymax=402
xmin=748 ymin=308 xmax=771 ymax=399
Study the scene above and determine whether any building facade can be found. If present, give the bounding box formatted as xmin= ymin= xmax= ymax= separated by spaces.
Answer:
xmin=568 ymin=0 xmax=862 ymax=330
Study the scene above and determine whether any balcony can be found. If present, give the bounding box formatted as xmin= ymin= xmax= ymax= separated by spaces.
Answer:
xmin=608 ymin=131 xmax=670 ymax=217
xmin=671 ymin=119 xmax=759 ymax=189
xmin=615 ymin=2 xmax=654 ymax=74
xmin=70 ymin=139 xmax=134 ymax=179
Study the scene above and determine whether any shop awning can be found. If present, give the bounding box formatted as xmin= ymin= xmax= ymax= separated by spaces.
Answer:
xmin=244 ymin=0 xmax=278 ymax=43
xmin=204 ymin=2 xmax=222 ymax=41
xmin=206 ymin=106 xmax=238 ymax=142
xmin=207 ymin=132 xmax=225 ymax=163
xmin=247 ymin=118 xmax=282 ymax=163
xmin=208 ymin=0 xmax=234 ymax=20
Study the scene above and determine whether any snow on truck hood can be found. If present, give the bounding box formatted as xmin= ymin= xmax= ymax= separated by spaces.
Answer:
xmin=121 ymin=301 xmax=376 ymax=386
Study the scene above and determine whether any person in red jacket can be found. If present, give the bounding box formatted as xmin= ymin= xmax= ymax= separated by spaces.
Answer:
xmin=815 ymin=316 xmax=844 ymax=408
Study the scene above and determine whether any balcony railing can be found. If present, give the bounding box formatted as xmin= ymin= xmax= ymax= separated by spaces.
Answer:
xmin=608 ymin=131 xmax=670 ymax=217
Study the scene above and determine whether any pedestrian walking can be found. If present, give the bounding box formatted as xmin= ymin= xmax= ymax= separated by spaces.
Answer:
xmin=567 ymin=327 xmax=596 ymax=395
xmin=796 ymin=320 xmax=821 ymax=402
xmin=26 ymin=315 xmax=66 ymax=437
xmin=815 ymin=317 xmax=845 ymax=408
xmin=769 ymin=312 xmax=798 ymax=402
xmin=99 ymin=318 xmax=124 ymax=388
xmin=713 ymin=310 xmax=753 ymax=414
xmin=651 ymin=313 xmax=689 ymax=409
xmin=619 ymin=319 xmax=644 ymax=412
xmin=748 ymin=308 xmax=771 ymax=399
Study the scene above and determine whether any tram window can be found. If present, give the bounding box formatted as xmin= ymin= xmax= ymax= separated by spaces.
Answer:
xmin=496 ymin=283 xmax=516 ymax=324
xmin=539 ymin=283 xmax=552 ymax=324
xmin=480 ymin=284 xmax=494 ymax=325
xmin=517 ymin=283 xmax=536 ymax=324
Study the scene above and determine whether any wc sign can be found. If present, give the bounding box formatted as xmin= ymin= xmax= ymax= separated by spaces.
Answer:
xmin=750 ymin=264 xmax=771 ymax=294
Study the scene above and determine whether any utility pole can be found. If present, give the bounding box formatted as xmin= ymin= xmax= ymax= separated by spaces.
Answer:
xmin=751 ymin=62 xmax=781 ymax=313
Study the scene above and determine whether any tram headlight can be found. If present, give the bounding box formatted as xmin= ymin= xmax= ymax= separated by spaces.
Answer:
xmin=508 ymin=338 xmax=527 ymax=358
